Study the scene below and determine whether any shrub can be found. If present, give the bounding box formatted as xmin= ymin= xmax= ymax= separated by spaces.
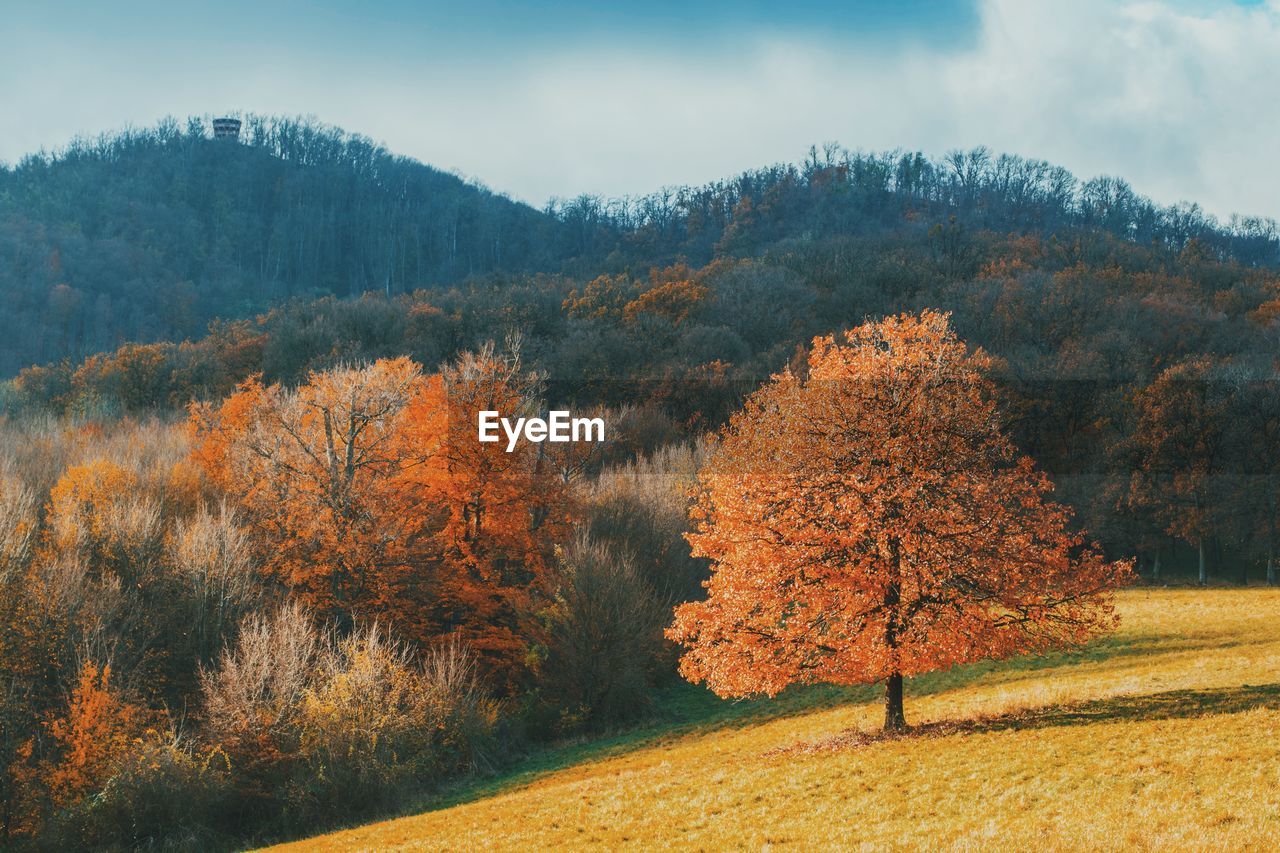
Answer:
xmin=167 ymin=502 xmax=264 ymax=667
xmin=580 ymin=441 xmax=710 ymax=607
xmin=418 ymin=637 xmax=501 ymax=774
xmin=0 ymin=469 xmax=37 ymax=579
xmin=41 ymin=663 xmax=156 ymax=813
xmin=295 ymin=623 xmax=435 ymax=818
xmin=46 ymin=731 xmax=230 ymax=851
xmin=294 ymin=627 xmax=497 ymax=821
xmin=200 ymin=603 xmax=318 ymax=822
xmin=540 ymin=534 xmax=668 ymax=732
xmin=202 ymin=605 xmax=498 ymax=832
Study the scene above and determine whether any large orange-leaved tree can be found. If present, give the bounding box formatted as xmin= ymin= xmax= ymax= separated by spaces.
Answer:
xmin=667 ymin=311 xmax=1132 ymax=731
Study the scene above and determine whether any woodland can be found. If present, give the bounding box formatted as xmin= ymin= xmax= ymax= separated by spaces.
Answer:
xmin=0 ymin=116 xmax=1277 ymax=847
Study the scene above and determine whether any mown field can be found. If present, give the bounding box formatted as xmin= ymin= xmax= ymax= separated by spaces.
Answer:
xmin=272 ymin=588 xmax=1280 ymax=850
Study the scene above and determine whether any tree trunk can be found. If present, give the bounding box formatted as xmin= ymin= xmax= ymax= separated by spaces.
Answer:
xmin=1152 ymin=550 xmax=1162 ymax=583
xmin=883 ymin=537 xmax=907 ymax=732
xmin=1269 ymin=492 xmax=1277 ymax=587
xmin=1198 ymin=538 xmax=1207 ymax=586
xmin=884 ymin=673 xmax=907 ymax=732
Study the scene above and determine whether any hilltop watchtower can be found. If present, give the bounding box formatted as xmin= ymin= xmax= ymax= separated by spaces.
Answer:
xmin=212 ymin=117 xmax=241 ymax=139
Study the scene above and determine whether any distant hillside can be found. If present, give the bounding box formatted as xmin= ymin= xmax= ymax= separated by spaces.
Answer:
xmin=0 ymin=115 xmax=568 ymax=375
xmin=4 ymin=115 xmax=1280 ymax=376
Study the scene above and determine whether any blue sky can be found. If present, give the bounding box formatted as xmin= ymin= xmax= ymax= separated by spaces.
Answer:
xmin=6 ymin=1 xmax=979 ymax=49
xmin=2 ymin=0 xmax=1277 ymax=220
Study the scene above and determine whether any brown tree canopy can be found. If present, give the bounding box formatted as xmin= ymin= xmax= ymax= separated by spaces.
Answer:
xmin=668 ymin=311 xmax=1133 ymax=729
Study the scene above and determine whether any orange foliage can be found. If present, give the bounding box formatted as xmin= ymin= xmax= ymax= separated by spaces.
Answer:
xmin=191 ymin=358 xmax=446 ymax=621
xmin=1128 ymin=358 xmax=1230 ymax=573
xmin=667 ymin=311 xmax=1132 ymax=730
xmin=623 ymin=265 xmax=709 ymax=326
xmin=563 ymin=273 xmax=637 ymax=322
xmin=1248 ymin=293 xmax=1280 ymax=327
xmin=191 ymin=353 xmax=565 ymax=675
xmin=71 ymin=342 xmax=174 ymax=411
xmin=429 ymin=346 xmax=568 ymax=665
xmin=163 ymin=457 xmax=208 ymax=517
xmin=978 ymin=235 xmax=1045 ymax=279
xmin=43 ymin=663 xmax=153 ymax=810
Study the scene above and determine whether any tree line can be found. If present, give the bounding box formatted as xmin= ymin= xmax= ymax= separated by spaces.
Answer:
xmin=5 ymin=116 xmax=1280 ymax=377
xmin=7 ymin=220 xmax=1279 ymax=583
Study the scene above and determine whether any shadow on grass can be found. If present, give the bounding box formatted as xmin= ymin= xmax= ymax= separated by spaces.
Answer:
xmin=783 ymin=682 xmax=1280 ymax=754
xmin=411 ymin=627 xmax=1228 ymax=814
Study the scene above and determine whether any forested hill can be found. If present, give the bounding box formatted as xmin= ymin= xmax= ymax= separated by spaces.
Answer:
xmin=5 ymin=114 xmax=1280 ymax=377
xmin=6 ymin=113 xmax=1280 ymax=587
xmin=0 ymin=115 xmax=567 ymax=374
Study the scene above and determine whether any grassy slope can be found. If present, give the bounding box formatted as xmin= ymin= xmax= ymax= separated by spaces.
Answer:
xmin=272 ymin=589 xmax=1280 ymax=850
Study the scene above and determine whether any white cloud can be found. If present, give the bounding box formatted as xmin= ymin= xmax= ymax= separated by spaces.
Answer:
xmin=2 ymin=0 xmax=1279 ymax=220
xmin=925 ymin=0 xmax=1280 ymax=221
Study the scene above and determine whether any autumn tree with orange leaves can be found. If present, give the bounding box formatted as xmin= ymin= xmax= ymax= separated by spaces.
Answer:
xmin=424 ymin=341 xmax=569 ymax=668
xmin=191 ymin=357 xmax=446 ymax=624
xmin=191 ymin=350 xmax=566 ymax=674
xmin=667 ymin=311 xmax=1132 ymax=731
xmin=41 ymin=663 xmax=154 ymax=812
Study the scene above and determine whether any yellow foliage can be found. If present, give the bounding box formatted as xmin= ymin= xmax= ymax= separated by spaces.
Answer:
xmin=46 ymin=459 xmax=139 ymax=555
xmin=622 ymin=277 xmax=709 ymax=326
xmin=562 ymin=274 xmax=637 ymax=322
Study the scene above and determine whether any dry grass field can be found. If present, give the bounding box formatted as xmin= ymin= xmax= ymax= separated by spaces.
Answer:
xmin=272 ymin=588 xmax=1280 ymax=850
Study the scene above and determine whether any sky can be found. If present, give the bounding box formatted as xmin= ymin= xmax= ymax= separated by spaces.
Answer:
xmin=1 ymin=0 xmax=1277 ymax=221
